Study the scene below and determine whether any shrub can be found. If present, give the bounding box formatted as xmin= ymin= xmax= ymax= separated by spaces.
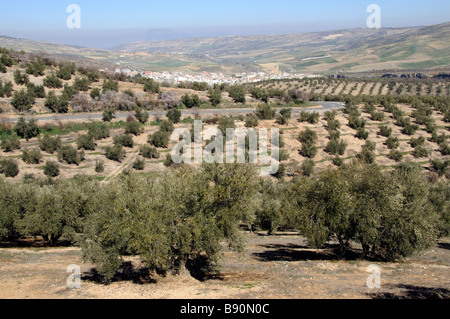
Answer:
xmin=14 ymin=118 xmax=39 ymax=141
xmin=43 ymin=74 xmax=63 ymax=89
xmin=11 ymin=90 xmax=35 ymax=112
xmin=412 ymin=146 xmax=429 ymax=158
xmin=139 ymin=145 xmax=160 ymax=159
xmin=13 ymin=70 xmax=29 ymax=85
xmin=228 ymin=85 xmax=246 ymax=104
xmin=299 ymin=111 xmax=320 ymax=124
xmin=379 ymin=125 xmax=392 ymax=137
xmin=181 ymin=94 xmax=201 ymax=108
xmin=300 ymin=142 xmax=318 ymax=159
xmin=431 ymin=159 xmax=450 ymax=177
xmin=164 ymin=153 xmax=174 ymax=167
xmin=439 ymin=142 xmax=450 ymax=156
xmin=95 ymin=160 xmax=105 ymax=173
xmin=88 ymin=123 xmax=110 ymax=140
xmin=409 ymin=136 xmax=425 ymax=148
xmin=386 ymin=136 xmax=400 ymax=150
xmin=39 ymin=134 xmax=61 ymax=154
xmin=104 ymin=145 xmax=126 ymax=162
xmin=132 ymin=158 xmax=145 ymax=171
xmin=77 ymin=134 xmax=96 ymax=150
xmin=357 ymin=147 xmax=375 ymax=164
xmin=355 ymin=128 xmax=369 ymax=140
xmin=159 ymin=120 xmax=175 ymax=133
xmin=102 ymin=109 xmax=116 ymax=122
xmin=370 ymin=111 xmax=385 ymax=122
xmin=276 ymin=108 xmax=292 ymax=125
xmin=217 ymin=117 xmax=235 ymax=135
xmin=43 ymin=161 xmax=60 ymax=178
xmin=256 ymin=104 xmax=276 ymax=120
xmin=113 ymin=134 xmax=134 ymax=148
xmin=0 ymin=159 xmax=19 ymax=177
xmin=301 ymin=159 xmax=316 ymax=176
xmin=1 ymin=136 xmax=21 ymax=152
xmin=402 ymin=123 xmax=420 ymax=136
xmin=135 ymin=108 xmax=149 ymax=124
xmin=90 ymin=88 xmax=102 ymax=100
xmin=58 ymin=146 xmax=83 ymax=165
xmin=388 ymin=150 xmax=404 ymax=162
xmin=167 ymin=109 xmax=182 ymax=124
xmin=245 ymin=114 xmax=259 ymax=128
xmin=22 ymin=148 xmax=42 ymax=164
xmin=332 ymin=156 xmax=344 ymax=167
xmin=149 ymin=131 xmax=170 ymax=148
xmin=325 ymin=139 xmax=347 ymax=156
xmin=298 ymin=128 xmax=318 ymax=144
xmin=124 ymin=121 xmax=143 ymax=136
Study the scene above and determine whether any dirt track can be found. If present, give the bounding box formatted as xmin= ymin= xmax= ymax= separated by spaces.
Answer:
xmin=0 ymin=233 xmax=449 ymax=299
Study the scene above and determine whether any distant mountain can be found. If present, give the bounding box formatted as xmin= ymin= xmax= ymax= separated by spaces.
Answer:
xmin=1 ymin=22 xmax=449 ymax=75
xmin=113 ymin=22 xmax=450 ymax=74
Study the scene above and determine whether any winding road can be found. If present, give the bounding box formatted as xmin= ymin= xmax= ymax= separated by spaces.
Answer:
xmin=2 ymin=102 xmax=345 ymax=123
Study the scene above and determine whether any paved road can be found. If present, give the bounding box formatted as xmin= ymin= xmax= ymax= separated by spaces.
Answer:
xmin=2 ymin=102 xmax=345 ymax=123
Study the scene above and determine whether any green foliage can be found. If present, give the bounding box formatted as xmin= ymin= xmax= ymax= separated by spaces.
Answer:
xmin=149 ymin=131 xmax=170 ymax=148
xmin=292 ymin=162 xmax=440 ymax=260
xmin=0 ymin=159 xmax=19 ymax=178
xmin=228 ymin=85 xmax=246 ymax=104
xmin=1 ymin=135 xmax=21 ymax=152
xmin=132 ymin=158 xmax=145 ymax=171
xmin=299 ymin=111 xmax=320 ymax=124
xmin=90 ymin=88 xmax=101 ymax=100
xmin=26 ymin=83 xmax=45 ymax=98
xmin=84 ymin=164 xmax=256 ymax=282
xmin=325 ymin=139 xmax=347 ymax=156
xmin=143 ymin=79 xmax=160 ymax=94
xmin=388 ymin=150 xmax=404 ymax=162
xmin=298 ymin=128 xmax=318 ymax=144
xmin=102 ymin=79 xmax=119 ymax=93
xmin=217 ymin=117 xmax=235 ymax=135
xmin=276 ymin=108 xmax=292 ymax=125
xmin=134 ymin=108 xmax=149 ymax=124
xmin=412 ymin=146 xmax=429 ymax=158
xmin=208 ymin=88 xmax=222 ymax=106
xmin=39 ymin=134 xmax=61 ymax=154
xmin=301 ymin=159 xmax=316 ymax=176
xmin=113 ymin=134 xmax=134 ymax=148
xmin=43 ymin=74 xmax=63 ymax=89
xmin=45 ymin=91 xmax=68 ymax=113
xmin=26 ymin=60 xmax=46 ymax=77
xmin=77 ymin=134 xmax=96 ymax=150
xmin=95 ymin=160 xmax=105 ymax=173
xmin=245 ymin=114 xmax=259 ymax=128
xmin=88 ymin=123 xmax=111 ymax=140
xmin=11 ymin=90 xmax=35 ymax=112
xmin=159 ymin=120 xmax=175 ymax=133
xmin=56 ymin=63 xmax=76 ymax=80
xmin=256 ymin=104 xmax=276 ymax=120
xmin=22 ymin=148 xmax=42 ymax=164
xmin=58 ymin=146 xmax=83 ymax=165
xmin=124 ymin=121 xmax=143 ymax=136
xmin=13 ymin=70 xmax=29 ymax=85
xmin=14 ymin=118 xmax=39 ymax=141
xmin=43 ymin=161 xmax=60 ymax=178
xmin=379 ymin=125 xmax=392 ymax=137
xmin=104 ymin=145 xmax=126 ymax=162
xmin=166 ymin=108 xmax=182 ymax=124
xmin=139 ymin=145 xmax=160 ymax=159
xmin=181 ymin=94 xmax=201 ymax=109
xmin=102 ymin=109 xmax=116 ymax=122
xmin=386 ymin=136 xmax=400 ymax=150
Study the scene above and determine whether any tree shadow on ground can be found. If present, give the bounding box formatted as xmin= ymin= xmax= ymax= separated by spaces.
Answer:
xmin=253 ymin=243 xmax=363 ymax=262
xmin=368 ymin=284 xmax=450 ymax=299
xmin=438 ymin=242 xmax=450 ymax=250
xmin=82 ymin=262 xmax=157 ymax=285
xmin=0 ymin=237 xmax=73 ymax=248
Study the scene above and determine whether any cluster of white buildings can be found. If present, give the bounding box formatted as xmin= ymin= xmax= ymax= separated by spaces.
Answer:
xmin=108 ymin=67 xmax=319 ymax=85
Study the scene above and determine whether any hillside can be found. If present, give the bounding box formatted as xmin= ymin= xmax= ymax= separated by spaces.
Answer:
xmin=1 ymin=22 xmax=450 ymax=75
xmin=114 ymin=22 xmax=450 ymax=74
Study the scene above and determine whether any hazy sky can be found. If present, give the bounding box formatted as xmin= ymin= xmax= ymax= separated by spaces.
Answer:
xmin=1 ymin=0 xmax=449 ymax=48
